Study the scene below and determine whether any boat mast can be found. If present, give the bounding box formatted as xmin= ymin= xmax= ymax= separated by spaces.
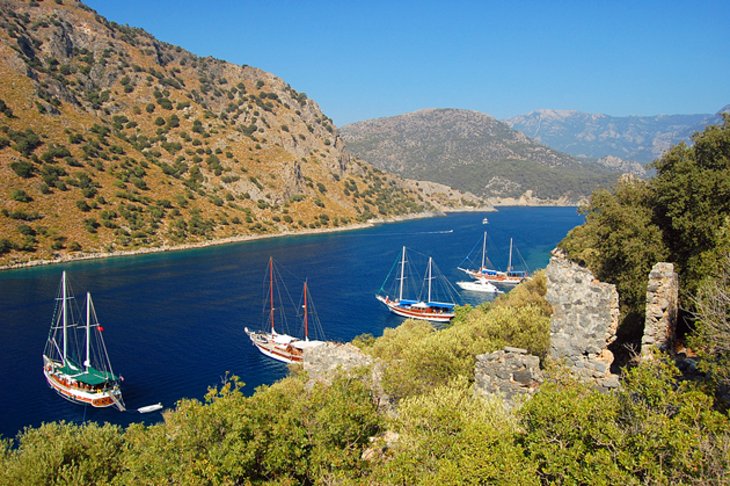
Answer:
xmin=62 ymin=271 xmax=67 ymax=364
xmin=398 ymin=246 xmax=406 ymax=301
xmin=303 ymin=280 xmax=308 ymax=341
xmin=269 ymin=257 xmax=275 ymax=333
xmin=85 ymin=292 xmax=91 ymax=370
xmin=427 ymin=257 xmax=433 ymax=303
xmin=481 ymin=231 xmax=487 ymax=270
xmin=507 ymin=238 xmax=513 ymax=273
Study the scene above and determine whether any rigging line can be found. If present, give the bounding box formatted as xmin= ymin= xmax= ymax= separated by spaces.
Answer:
xmin=458 ymin=235 xmax=487 ymax=268
xmin=514 ymin=246 xmax=530 ymax=272
xmin=378 ymin=256 xmax=400 ymax=293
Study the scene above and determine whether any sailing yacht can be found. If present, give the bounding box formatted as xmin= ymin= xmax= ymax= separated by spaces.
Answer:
xmin=244 ymin=257 xmax=327 ymax=364
xmin=376 ymin=246 xmax=456 ymax=323
xmin=458 ymin=232 xmax=529 ymax=287
xmin=42 ymin=272 xmax=125 ymax=411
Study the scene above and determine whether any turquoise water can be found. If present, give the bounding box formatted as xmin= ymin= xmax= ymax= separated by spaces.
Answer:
xmin=0 ymin=207 xmax=583 ymax=438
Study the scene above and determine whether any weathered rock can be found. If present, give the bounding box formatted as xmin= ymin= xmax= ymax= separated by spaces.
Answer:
xmin=303 ymin=342 xmax=373 ymax=385
xmin=546 ymin=254 xmax=620 ymax=390
xmin=641 ymin=262 xmax=679 ymax=358
xmin=474 ymin=347 xmax=543 ymax=409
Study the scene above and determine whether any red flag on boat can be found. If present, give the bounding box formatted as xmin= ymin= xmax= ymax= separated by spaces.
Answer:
xmin=98 ymin=325 xmax=105 ymax=332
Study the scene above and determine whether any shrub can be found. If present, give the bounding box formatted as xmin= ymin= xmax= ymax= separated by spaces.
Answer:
xmin=10 ymin=160 xmax=34 ymax=178
xmin=11 ymin=189 xmax=32 ymax=202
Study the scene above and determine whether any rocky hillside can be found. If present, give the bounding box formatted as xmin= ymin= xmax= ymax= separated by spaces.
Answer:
xmin=0 ymin=1 xmax=482 ymax=267
xmin=506 ymin=107 xmax=728 ymax=164
xmin=340 ymin=108 xmax=619 ymax=202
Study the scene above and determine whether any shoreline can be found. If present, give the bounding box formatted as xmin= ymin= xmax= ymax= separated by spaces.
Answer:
xmin=0 ymin=203 xmax=574 ymax=272
xmin=0 ymin=209 xmax=456 ymax=272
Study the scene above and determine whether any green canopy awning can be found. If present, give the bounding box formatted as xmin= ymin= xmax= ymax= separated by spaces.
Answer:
xmin=57 ymin=360 xmax=118 ymax=386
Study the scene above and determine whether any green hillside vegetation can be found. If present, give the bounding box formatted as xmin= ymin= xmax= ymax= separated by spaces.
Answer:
xmin=3 ymin=269 xmax=729 ymax=484
xmin=0 ymin=1 xmax=478 ymax=268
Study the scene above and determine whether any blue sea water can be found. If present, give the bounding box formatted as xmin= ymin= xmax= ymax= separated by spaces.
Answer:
xmin=0 ymin=207 xmax=583 ymax=438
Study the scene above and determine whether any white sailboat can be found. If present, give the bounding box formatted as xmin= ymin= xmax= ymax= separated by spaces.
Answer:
xmin=244 ymin=257 xmax=327 ymax=364
xmin=458 ymin=232 xmax=529 ymax=287
xmin=42 ymin=272 xmax=125 ymax=411
xmin=376 ymin=246 xmax=457 ymax=323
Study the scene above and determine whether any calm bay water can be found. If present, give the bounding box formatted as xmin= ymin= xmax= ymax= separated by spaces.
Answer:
xmin=0 ymin=207 xmax=582 ymax=438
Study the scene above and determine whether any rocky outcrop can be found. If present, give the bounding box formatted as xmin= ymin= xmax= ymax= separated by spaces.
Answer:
xmin=302 ymin=342 xmax=393 ymax=412
xmin=641 ymin=263 xmax=679 ymax=358
xmin=303 ymin=342 xmax=373 ymax=385
xmin=474 ymin=347 xmax=543 ymax=409
xmin=546 ymin=254 xmax=620 ymax=390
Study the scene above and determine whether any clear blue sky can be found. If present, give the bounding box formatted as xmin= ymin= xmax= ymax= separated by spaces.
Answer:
xmin=84 ymin=0 xmax=729 ymax=126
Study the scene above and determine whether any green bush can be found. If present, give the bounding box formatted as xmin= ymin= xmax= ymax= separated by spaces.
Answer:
xmin=10 ymin=160 xmax=34 ymax=178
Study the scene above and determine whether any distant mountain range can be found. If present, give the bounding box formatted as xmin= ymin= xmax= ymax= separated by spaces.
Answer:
xmin=0 ymin=1 xmax=482 ymax=266
xmin=340 ymin=109 xmax=619 ymax=203
xmin=506 ymin=107 xmax=728 ymax=163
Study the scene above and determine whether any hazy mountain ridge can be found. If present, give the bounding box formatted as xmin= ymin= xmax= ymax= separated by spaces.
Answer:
xmin=0 ymin=0 xmax=482 ymax=266
xmin=506 ymin=107 xmax=727 ymax=163
xmin=340 ymin=108 xmax=618 ymax=202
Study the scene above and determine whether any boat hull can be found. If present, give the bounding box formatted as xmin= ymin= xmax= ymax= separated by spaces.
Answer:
xmin=460 ymin=268 xmax=525 ymax=286
xmin=375 ymin=295 xmax=454 ymax=323
xmin=456 ymin=280 xmax=501 ymax=293
xmin=43 ymin=365 xmax=124 ymax=410
xmin=244 ymin=328 xmax=303 ymax=364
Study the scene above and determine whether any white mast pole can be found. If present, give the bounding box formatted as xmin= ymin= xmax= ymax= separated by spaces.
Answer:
xmin=85 ymin=292 xmax=91 ymax=370
xmin=508 ymin=238 xmax=513 ymax=273
xmin=269 ymin=257 xmax=275 ymax=333
xmin=398 ymin=246 xmax=406 ymax=301
xmin=481 ymin=231 xmax=487 ymax=269
xmin=428 ymin=257 xmax=433 ymax=303
xmin=62 ymin=271 xmax=67 ymax=364
xmin=303 ymin=281 xmax=309 ymax=341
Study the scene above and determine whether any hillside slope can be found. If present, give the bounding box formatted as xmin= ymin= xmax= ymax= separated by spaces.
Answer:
xmin=340 ymin=108 xmax=618 ymax=202
xmin=0 ymin=1 xmax=482 ymax=267
xmin=506 ymin=108 xmax=727 ymax=163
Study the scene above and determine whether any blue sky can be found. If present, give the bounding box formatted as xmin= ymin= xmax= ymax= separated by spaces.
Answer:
xmin=84 ymin=0 xmax=729 ymax=126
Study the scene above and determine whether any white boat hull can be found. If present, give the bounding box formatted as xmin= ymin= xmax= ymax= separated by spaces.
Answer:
xmin=375 ymin=295 xmax=454 ymax=323
xmin=43 ymin=364 xmax=124 ymax=411
xmin=457 ymin=280 xmax=502 ymax=293
xmin=243 ymin=327 xmax=324 ymax=364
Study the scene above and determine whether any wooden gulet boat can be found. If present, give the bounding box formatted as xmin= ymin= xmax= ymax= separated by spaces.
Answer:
xmin=244 ymin=257 xmax=326 ymax=364
xmin=458 ymin=232 xmax=529 ymax=287
xmin=42 ymin=272 xmax=125 ymax=411
xmin=376 ymin=246 xmax=456 ymax=323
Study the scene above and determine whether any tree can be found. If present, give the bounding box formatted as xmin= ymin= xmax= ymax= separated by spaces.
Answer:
xmin=652 ymin=114 xmax=730 ymax=300
xmin=689 ymin=253 xmax=730 ymax=396
xmin=560 ymin=177 xmax=668 ymax=328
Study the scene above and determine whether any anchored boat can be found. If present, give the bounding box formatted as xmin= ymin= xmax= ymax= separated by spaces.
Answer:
xmin=244 ymin=257 xmax=327 ymax=364
xmin=42 ymin=272 xmax=125 ymax=411
xmin=458 ymin=232 xmax=529 ymax=287
xmin=376 ymin=246 xmax=457 ymax=323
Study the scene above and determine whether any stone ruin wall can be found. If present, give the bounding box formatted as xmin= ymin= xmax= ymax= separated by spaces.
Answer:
xmin=473 ymin=346 xmax=543 ymax=409
xmin=641 ymin=262 xmax=679 ymax=358
xmin=545 ymin=253 xmax=621 ymax=390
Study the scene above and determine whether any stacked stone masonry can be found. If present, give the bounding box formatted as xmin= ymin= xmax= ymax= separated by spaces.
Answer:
xmin=546 ymin=254 xmax=621 ymax=390
xmin=474 ymin=347 xmax=543 ymax=409
xmin=641 ymin=262 xmax=679 ymax=357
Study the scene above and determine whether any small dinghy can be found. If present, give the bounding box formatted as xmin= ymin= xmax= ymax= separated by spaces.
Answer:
xmin=137 ymin=402 xmax=163 ymax=413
